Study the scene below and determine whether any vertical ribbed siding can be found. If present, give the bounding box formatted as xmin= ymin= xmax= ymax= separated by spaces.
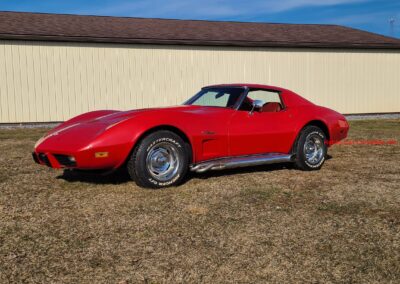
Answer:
xmin=0 ymin=40 xmax=399 ymax=123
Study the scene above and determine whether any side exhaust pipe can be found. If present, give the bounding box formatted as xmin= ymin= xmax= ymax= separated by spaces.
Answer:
xmin=190 ymin=153 xmax=293 ymax=173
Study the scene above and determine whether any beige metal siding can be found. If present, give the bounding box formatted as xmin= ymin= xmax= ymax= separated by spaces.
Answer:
xmin=0 ymin=40 xmax=399 ymax=123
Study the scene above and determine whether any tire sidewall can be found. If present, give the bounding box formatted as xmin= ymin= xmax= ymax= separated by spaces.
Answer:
xmin=296 ymin=126 xmax=327 ymax=170
xmin=133 ymin=131 xmax=189 ymax=188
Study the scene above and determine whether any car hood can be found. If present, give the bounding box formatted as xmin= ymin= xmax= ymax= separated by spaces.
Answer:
xmin=35 ymin=105 xmax=229 ymax=152
xmin=90 ymin=105 xmax=223 ymax=124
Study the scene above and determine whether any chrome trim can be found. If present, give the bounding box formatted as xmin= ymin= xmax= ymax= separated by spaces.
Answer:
xmin=190 ymin=153 xmax=293 ymax=173
xmin=146 ymin=142 xmax=180 ymax=181
xmin=250 ymin=99 xmax=264 ymax=115
xmin=304 ymin=133 xmax=324 ymax=165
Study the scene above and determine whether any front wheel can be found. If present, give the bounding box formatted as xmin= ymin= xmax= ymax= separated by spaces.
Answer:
xmin=127 ymin=130 xmax=190 ymax=188
xmin=294 ymin=126 xmax=327 ymax=171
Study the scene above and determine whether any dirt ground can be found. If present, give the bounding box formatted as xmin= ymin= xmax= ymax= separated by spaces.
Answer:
xmin=0 ymin=119 xmax=399 ymax=283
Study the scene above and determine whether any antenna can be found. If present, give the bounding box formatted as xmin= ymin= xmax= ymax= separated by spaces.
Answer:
xmin=389 ymin=17 xmax=396 ymax=37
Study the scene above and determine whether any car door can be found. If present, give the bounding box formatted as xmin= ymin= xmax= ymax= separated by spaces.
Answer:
xmin=193 ymin=107 xmax=234 ymax=162
xmin=186 ymin=87 xmax=244 ymax=162
xmin=228 ymin=89 xmax=296 ymax=156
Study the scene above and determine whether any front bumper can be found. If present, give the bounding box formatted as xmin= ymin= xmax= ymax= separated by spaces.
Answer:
xmin=32 ymin=141 xmax=130 ymax=170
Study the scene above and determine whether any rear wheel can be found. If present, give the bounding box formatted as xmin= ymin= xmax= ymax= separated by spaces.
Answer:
xmin=127 ymin=130 xmax=190 ymax=188
xmin=294 ymin=125 xmax=327 ymax=170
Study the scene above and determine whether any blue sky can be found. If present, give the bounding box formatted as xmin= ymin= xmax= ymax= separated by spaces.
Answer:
xmin=0 ymin=0 xmax=399 ymax=38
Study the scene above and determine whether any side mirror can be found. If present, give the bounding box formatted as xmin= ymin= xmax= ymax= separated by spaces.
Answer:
xmin=250 ymin=100 xmax=263 ymax=114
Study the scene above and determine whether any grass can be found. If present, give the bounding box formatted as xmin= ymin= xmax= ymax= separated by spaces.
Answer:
xmin=0 ymin=119 xmax=399 ymax=283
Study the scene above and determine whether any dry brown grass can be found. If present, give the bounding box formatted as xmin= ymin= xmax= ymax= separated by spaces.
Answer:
xmin=0 ymin=120 xmax=399 ymax=283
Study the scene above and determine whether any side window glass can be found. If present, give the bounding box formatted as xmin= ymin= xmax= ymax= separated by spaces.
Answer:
xmin=245 ymin=90 xmax=283 ymax=113
xmin=247 ymin=90 xmax=281 ymax=104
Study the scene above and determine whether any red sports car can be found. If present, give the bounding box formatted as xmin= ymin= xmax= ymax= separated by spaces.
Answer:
xmin=33 ymin=84 xmax=349 ymax=188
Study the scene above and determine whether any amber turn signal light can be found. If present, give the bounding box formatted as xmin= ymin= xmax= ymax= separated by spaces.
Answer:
xmin=95 ymin=152 xmax=109 ymax=158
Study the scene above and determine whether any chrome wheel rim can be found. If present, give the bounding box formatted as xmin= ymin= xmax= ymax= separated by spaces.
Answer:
xmin=304 ymin=133 xmax=324 ymax=165
xmin=146 ymin=142 xmax=180 ymax=181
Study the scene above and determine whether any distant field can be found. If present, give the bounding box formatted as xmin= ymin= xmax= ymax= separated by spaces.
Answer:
xmin=0 ymin=120 xmax=399 ymax=283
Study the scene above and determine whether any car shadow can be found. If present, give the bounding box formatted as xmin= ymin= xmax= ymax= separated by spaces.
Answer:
xmin=57 ymin=168 xmax=132 ymax=185
xmin=57 ymin=155 xmax=333 ymax=186
xmin=57 ymin=163 xmax=295 ymax=186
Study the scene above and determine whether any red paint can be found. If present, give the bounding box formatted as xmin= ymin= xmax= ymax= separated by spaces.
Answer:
xmin=33 ymin=84 xmax=349 ymax=170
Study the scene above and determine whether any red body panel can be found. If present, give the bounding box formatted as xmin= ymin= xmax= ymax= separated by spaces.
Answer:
xmin=33 ymin=84 xmax=349 ymax=170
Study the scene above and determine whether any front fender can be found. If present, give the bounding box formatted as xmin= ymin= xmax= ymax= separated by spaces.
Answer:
xmin=92 ymin=113 xmax=195 ymax=169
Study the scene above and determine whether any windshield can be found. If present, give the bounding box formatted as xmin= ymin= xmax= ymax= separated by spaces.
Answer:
xmin=184 ymin=87 xmax=245 ymax=108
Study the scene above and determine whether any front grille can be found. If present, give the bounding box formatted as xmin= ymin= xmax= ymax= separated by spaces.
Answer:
xmin=54 ymin=154 xmax=77 ymax=167
xmin=38 ymin=153 xmax=51 ymax=167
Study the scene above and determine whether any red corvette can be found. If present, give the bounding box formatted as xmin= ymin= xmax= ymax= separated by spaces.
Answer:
xmin=33 ymin=84 xmax=349 ymax=188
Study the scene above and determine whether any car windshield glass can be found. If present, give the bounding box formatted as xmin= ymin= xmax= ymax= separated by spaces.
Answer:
xmin=184 ymin=87 xmax=245 ymax=108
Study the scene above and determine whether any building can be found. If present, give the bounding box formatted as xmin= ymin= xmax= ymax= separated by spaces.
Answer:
xmin=0 ymin=11 xmax=400 ymax=123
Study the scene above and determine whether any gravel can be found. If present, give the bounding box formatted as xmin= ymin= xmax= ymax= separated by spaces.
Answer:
xmin=346 ymin=113 xmax=400 ymax=120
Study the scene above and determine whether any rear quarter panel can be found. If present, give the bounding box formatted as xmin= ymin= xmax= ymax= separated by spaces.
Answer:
xmin=280 ymin=90 xmax=348 ymax=146
xmin=289 ymin=105 xmax=348 ymax=145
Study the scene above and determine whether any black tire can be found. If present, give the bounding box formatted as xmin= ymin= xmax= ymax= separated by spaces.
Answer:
xmin=294 ymin=126 xmax=327 ymax=171
xmin=127 ymin=130 xmax=190 ymax=188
